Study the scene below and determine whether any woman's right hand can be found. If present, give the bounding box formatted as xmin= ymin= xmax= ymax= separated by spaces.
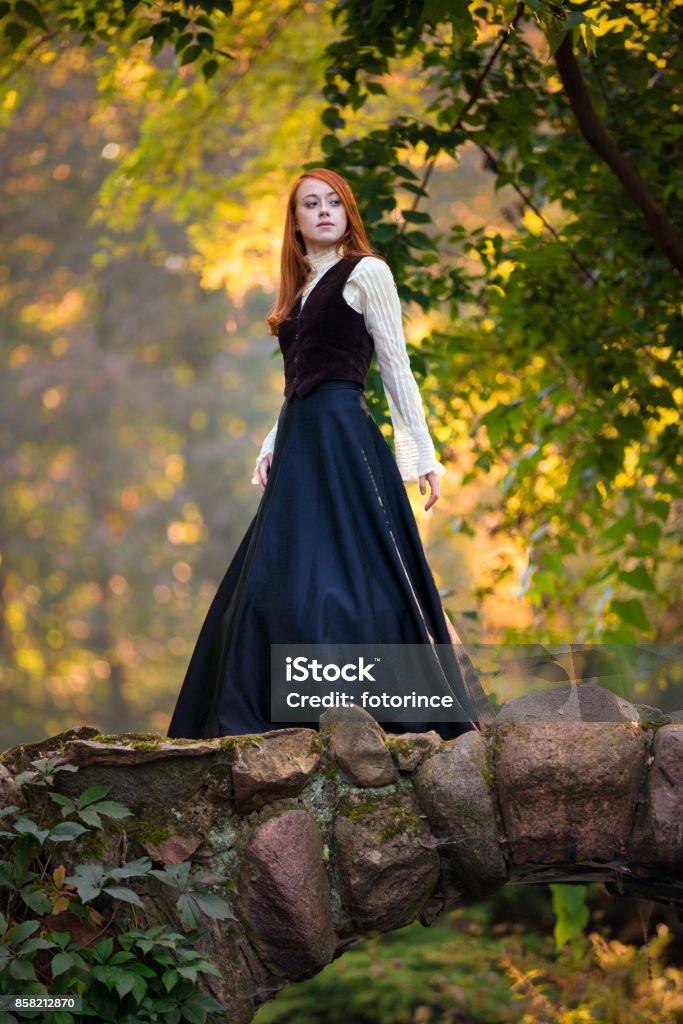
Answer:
xmin=257 ymin=452 xmax=273 ymax=494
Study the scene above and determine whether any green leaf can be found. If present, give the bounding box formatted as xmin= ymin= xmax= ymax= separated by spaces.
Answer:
xmin=0 ymin=3 xmax=11 ymax=20
xmin=611 ymin=597 xmax=650 ymax=632
xmin=545 ymin=22 xmax=568 ymax=57
xmin=618 ymin=565 xmax=655 ymax=592
xmin=78 ymin=807 xmax=102 ymax=828
xmin=64 ymin=864 xmax=104 ymax=903
xmin=640 ymin=498 xmax=670 ymax=521
xmin=563 ymin=11 xmax=587 ymax=29
xmin=179 ymin=44 xmax=203 ymax=66
xmin=15 ymin=0 xmax=48 ymax=31
xmin=401 ymin=209 xmax=431 ymax=223
xmin=551 ymin=883 xmax=589 ymax=952
xmin=19 ymin=936 xmax=56 ymax=953
xmin=49 ymin=821 xmax=89 ymax=842
xmin=10 ymin=956 xmax=37 ymax=980
xmin=372 ymin=222 xmax=398 ymax=244
xmin=405 ymin=230 xmax=437 ymax=250
xmin=176 ymin=892 xmax=202 ymax=930
xmin=91 ymin=800 xmax=131 ymax=820
xmin=633 ymin=521 xmax=661 ymax=546
xmin=601 ymin=513 xmax=636 ymax=542
xmin=190 ymin=891 xmax=236 ymax=920
xmin=78 ymin=784 xmax=111 ymax=806
xmin=49 ymin=793 xmax=75 ymax=813
xmin=162 ymin=967 xmax=179 ymax=992
xmin=202 ymin=59 xmax=219 ymax=80
xmin=114 ymin=972 xmax=137 ymax=999
xmin=8 ymin=919 xmax=39 ymax=946
xmin=107 ymin=856 xmax=152 ymax=879
xmin=20 ymin=886 xmax=52 ymax=914
xmin=51 ymin=952 xmax=75 ymax=977
xmin=321 ymin=106 xmax=345 ymax=130
xmin=174 ymin=31 xmax=194 ymax=54
xmin=4 ymin=21 xmax=28 ymax=48
xmin=103 ymin=884 xmax=145 ymax=908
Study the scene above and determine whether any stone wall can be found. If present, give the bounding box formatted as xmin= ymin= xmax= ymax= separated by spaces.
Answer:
xmin=1 ymin=683 xmax=681 ymax=1024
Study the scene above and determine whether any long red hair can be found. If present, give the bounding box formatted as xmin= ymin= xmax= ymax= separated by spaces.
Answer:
xmin=266 ymin=168 xmax=379 ymax=336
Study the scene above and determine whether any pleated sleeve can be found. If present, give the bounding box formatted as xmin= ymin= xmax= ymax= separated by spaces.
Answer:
xmin=346 ymin=257 xmax=446 ymax=482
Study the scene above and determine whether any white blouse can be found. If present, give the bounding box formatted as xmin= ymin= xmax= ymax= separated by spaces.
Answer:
xmin=250 ymin=245 xmax=447 ymax=486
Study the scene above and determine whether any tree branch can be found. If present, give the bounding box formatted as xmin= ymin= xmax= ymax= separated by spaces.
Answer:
xmin=474 ymin=138 xmax=605 ymax=290
xmin=554 ymin=32 xmax=683 ymax=277
xmin=403 ymin=6 xmax=526 ymax=223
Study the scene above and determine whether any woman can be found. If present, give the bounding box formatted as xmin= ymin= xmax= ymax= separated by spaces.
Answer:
xmin=167 ymin=168 xmax=492 ymax=741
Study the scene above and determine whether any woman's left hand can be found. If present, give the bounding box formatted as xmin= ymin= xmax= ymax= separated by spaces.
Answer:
xmin=419 ymin=471 xmax=440 ymax=511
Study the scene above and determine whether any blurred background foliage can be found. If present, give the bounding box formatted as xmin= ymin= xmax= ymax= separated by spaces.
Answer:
xmin=0 ymin=0 xmax=681 ymax=749
xmin=252 ymin=885 xmax=683 ymax=1023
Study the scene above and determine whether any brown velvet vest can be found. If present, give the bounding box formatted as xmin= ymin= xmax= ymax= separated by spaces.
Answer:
xmin=278 ymin=256 xmax=375 ymax=402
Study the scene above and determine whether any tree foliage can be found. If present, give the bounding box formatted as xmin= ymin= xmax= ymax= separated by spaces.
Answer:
xmin=314 ymin=0 xmax=682 ymax=642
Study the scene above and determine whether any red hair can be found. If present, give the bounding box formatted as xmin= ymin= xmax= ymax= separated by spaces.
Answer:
xmin=266 ymin=168 xmax=379 ymax=336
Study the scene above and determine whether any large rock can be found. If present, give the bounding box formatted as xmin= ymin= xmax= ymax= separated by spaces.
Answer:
xmin=495 ymin=683 xmax=639 ymax=723
xmin=236 ymin=810 xmax=337 ymax=978
xmin=631 ymin=724 xmax=683 ymax=871
xmin=62 ymin=736 xmax=218 ymax=765
xmin=333 ymin=789 xmax=439 ymax=932
xmin=494 ymin=721 xmax=646 ymax=864
xmin=386 ymin=732 xmax=443 ymax=773
xmin=413 ymin=731 xmax=508 ymax=898
xmin=230 ymin=729 xmax=321 ymax=813
xmin=324 ymin=718 xmax=396 ymax=788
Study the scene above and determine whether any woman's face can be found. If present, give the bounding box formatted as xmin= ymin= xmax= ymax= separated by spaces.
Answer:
xmin=294 ymin=177 xmax=348 ymax=255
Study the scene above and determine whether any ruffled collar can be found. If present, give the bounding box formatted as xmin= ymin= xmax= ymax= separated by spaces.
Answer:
xmin=305 ymin=244 xmax=343 ymax=277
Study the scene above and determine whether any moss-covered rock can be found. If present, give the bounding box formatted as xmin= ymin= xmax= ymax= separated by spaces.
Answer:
xmin=229 ymin=728 xmax=321 ymax=813
xmin=333 ymin=788 xmax=439 ymax=932
xmin=414 ymin=730 xmax=507 ymax=900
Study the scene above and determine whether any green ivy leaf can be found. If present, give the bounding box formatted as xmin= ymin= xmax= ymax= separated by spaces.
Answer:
xmin=91 ymin=800 xmax=131 ymax=820
xmin=51 ymin=951 xmax=76 ymax=977
xmin=7 ymin=919 xmax=39 ymax=946
xmin=20 ymin=886 xmax=53 ymax=914
xmin=49 ymin=821 xmax=89 ymax=842
xmin=190 ymin=891 xmax=236 ymax=920
xmin=103 ymin=884 xmax=145 ymax=907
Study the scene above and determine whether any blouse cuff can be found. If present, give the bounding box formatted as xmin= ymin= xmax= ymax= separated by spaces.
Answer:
xmin=386 ymin=389 xmax=447 ymax=482
xmin=251 ymin=420 xmax=278 ymax=485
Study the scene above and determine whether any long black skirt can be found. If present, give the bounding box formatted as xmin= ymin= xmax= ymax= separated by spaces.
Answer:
xmin=167 ymin=381 xmax=493 ymax=741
